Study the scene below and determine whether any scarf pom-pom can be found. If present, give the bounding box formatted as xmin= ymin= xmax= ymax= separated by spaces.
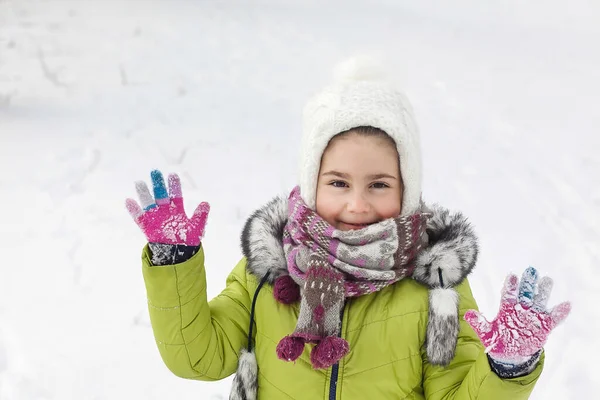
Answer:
xmin=310 ymin=336 xmax=349 ymax=369
xmin=273 ymin=275 xmax=301 ymax=304
xmin=276 ymin=336 xmax=305 ymax=362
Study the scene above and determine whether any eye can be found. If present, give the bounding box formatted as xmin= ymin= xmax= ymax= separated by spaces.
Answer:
xmin=329 ymin=180 xmax=348 ymax=188
xmin=371 ymin=182 xmax=390 ymax=189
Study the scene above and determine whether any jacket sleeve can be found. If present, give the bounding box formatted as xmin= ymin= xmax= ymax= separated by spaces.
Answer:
xmin=422 ymin=278 xmax=544 ymax=400
xmin=141 ymin=244 xmax=253 ymax=381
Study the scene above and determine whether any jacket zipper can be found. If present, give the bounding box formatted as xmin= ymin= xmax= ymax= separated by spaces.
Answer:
xmin=328 ymin=304 xmax=346 ymax=400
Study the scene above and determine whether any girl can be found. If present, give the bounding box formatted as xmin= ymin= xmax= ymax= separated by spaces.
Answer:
xmin=126 ymin=58 xmax=570 ymax=399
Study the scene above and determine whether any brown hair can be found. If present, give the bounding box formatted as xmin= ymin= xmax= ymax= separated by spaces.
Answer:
xmin=328 ymin=126 xmax=403 ymax=186
xmin=333 ymin=126 xmax=397 ymax=149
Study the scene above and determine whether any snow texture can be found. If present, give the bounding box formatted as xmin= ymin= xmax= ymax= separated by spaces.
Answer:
xmin=0 ymin=0 xmax=599 ymax=399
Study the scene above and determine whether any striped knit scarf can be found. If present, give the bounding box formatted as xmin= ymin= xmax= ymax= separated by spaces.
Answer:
xmin=275 ymin=186 xmax=430 ymax=369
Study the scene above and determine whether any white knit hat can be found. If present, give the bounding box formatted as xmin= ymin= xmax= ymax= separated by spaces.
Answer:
xmin=299 ymin=57 xmax=423 ymax=216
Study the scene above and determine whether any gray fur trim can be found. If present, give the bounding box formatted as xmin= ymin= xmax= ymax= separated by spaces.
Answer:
xmin=240 ymin=195 xmax=289 ymax=284
xmin=412 ymin=203 xmax=478 ymax=288
xmin=413 ymin=204 xmax=478 ymax=366
xmin=426 ymin=288 xmax=460 ymax=366
xmin=229 ymin=349 xmax=258 ymax=400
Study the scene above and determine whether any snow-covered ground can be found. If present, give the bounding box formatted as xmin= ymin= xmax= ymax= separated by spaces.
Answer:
xmin=1 ymin=0 xmax=598 ymax=398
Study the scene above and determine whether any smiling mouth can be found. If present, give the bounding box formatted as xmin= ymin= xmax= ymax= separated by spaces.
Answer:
xmin=339 ymin=221 xmax=372 ymax=230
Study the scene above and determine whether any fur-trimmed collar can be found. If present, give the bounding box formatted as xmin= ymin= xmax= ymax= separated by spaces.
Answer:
xmin=230 ymin=195 xmax=480 ymax=399
xmin=240 ymin=195 xmax=478 ymax=291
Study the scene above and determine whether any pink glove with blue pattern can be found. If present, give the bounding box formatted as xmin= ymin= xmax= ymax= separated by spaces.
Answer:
xmin=465 ymin=267 xmax=571 ymax=375
xmin=126 ymin=170 xmax=210 ymax=246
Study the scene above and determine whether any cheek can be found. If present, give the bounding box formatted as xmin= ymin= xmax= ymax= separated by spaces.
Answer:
xmin=315 ymin=195 xmax=339 ymax=226
xmin=376 ymin=192 xmax=403 ymax=218
xmin=380 ymin=204 xmax=402 ymax=219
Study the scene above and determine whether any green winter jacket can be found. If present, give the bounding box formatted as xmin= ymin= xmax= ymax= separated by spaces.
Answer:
xmin=141 ymin=199 xmax=543 ymax=399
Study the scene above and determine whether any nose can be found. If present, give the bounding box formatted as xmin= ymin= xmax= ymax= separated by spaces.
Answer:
xmin=347 ymin=191 xmax=370 ymax=213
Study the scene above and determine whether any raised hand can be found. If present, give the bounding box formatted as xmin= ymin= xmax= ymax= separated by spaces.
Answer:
xmin=464 ymin=267 xmax=571 ymax=363
xmin=125 ymin=170 xmax=210 ymax=246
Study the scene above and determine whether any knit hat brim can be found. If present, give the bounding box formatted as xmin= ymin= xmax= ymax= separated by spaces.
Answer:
xmin=299 ymin=57 xmax=422 ymax=215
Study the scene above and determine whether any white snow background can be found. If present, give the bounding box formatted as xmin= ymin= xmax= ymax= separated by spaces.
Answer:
xmin=1 ymin=0 xmax=599 ymax=399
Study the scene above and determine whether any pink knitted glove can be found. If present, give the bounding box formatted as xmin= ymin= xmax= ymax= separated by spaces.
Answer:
xmin=125 ymin=170 xmax=210 ymax=246
xmin=465 ymin=267 xmax=571 ymax=365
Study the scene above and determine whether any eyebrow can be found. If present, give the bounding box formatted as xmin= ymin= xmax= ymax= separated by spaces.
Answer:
xmin=321 ymin=171 xmax=397 ymax=180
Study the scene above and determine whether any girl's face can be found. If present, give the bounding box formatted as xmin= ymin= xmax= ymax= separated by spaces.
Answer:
xmin=315 ymin=132 xmax=403 ymax=231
